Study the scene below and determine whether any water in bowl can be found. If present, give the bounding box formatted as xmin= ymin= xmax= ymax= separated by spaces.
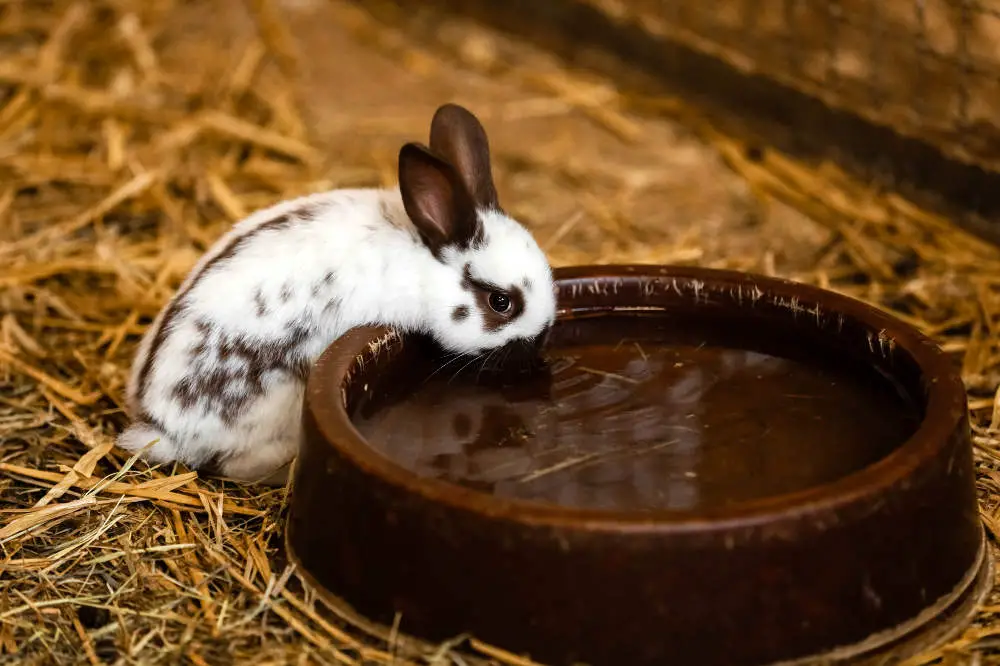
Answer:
xmin=351 ymin=313 xmax=921 ymax=512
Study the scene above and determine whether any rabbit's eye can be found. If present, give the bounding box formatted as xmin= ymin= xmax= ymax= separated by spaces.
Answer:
xmin=488 ymin=292 xmax=511 ymax=313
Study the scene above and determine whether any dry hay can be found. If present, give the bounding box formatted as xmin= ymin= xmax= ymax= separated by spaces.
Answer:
xmin=2 ymin=0 xmax=1000 ymax=664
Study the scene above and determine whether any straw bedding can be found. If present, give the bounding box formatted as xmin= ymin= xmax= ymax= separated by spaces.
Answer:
xmin=2 ymin=0 xmax=1000 ymax=663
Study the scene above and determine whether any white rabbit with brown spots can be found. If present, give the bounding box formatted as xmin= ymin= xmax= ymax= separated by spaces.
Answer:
xmin=118 ymin=104 xmax=556 ymax=485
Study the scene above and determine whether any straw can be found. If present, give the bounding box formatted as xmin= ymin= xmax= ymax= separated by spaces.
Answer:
xmin=3 ymin=0 xmax=1000 ymax=663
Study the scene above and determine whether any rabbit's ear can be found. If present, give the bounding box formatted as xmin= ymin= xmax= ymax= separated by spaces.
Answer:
xmin=428 ymin=103 xmax=499 ymax=210
xmin=398 ymin=142 xmax=482 ymax=256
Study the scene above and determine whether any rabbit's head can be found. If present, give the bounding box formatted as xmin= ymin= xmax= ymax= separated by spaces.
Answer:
xmin=398 ymin=103 xmax=556 ymax=358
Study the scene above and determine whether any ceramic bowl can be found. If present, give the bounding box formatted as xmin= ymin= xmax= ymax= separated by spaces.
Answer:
xmin=286 ymin=264 xmax=990 ymax=666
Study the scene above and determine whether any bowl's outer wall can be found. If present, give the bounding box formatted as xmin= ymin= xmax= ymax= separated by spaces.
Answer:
xmin=290 ymin=412 xmax=980 ymax=666
xmin=288 ymin=266 xmax=985 ymax=666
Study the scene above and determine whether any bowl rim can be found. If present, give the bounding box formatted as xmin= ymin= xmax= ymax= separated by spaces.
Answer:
xmin=303 ymin=263 xmax=969 ymax=532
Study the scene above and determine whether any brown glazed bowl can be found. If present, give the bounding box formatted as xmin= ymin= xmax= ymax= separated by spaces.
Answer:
xmin=286 ymin=264 xmax=991 ymax=666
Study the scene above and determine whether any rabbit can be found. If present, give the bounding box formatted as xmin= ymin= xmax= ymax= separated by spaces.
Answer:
xmin=116 ymin=103 xmax=557 ymax=485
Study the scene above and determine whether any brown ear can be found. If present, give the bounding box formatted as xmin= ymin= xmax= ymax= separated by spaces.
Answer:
xmin=428 ymin=103 xmax=499 ymax=210
xmin=398 ymin=142 xmax=480 ymax=255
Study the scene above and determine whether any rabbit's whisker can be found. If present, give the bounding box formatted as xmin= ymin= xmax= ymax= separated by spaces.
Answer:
xmin=476 ymin=348 xmax=501 ymax=383
xmin=449 ymin=352 xmax=486 ymax=384
xmin=423 ymin=351 xmax=467 ymax=383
